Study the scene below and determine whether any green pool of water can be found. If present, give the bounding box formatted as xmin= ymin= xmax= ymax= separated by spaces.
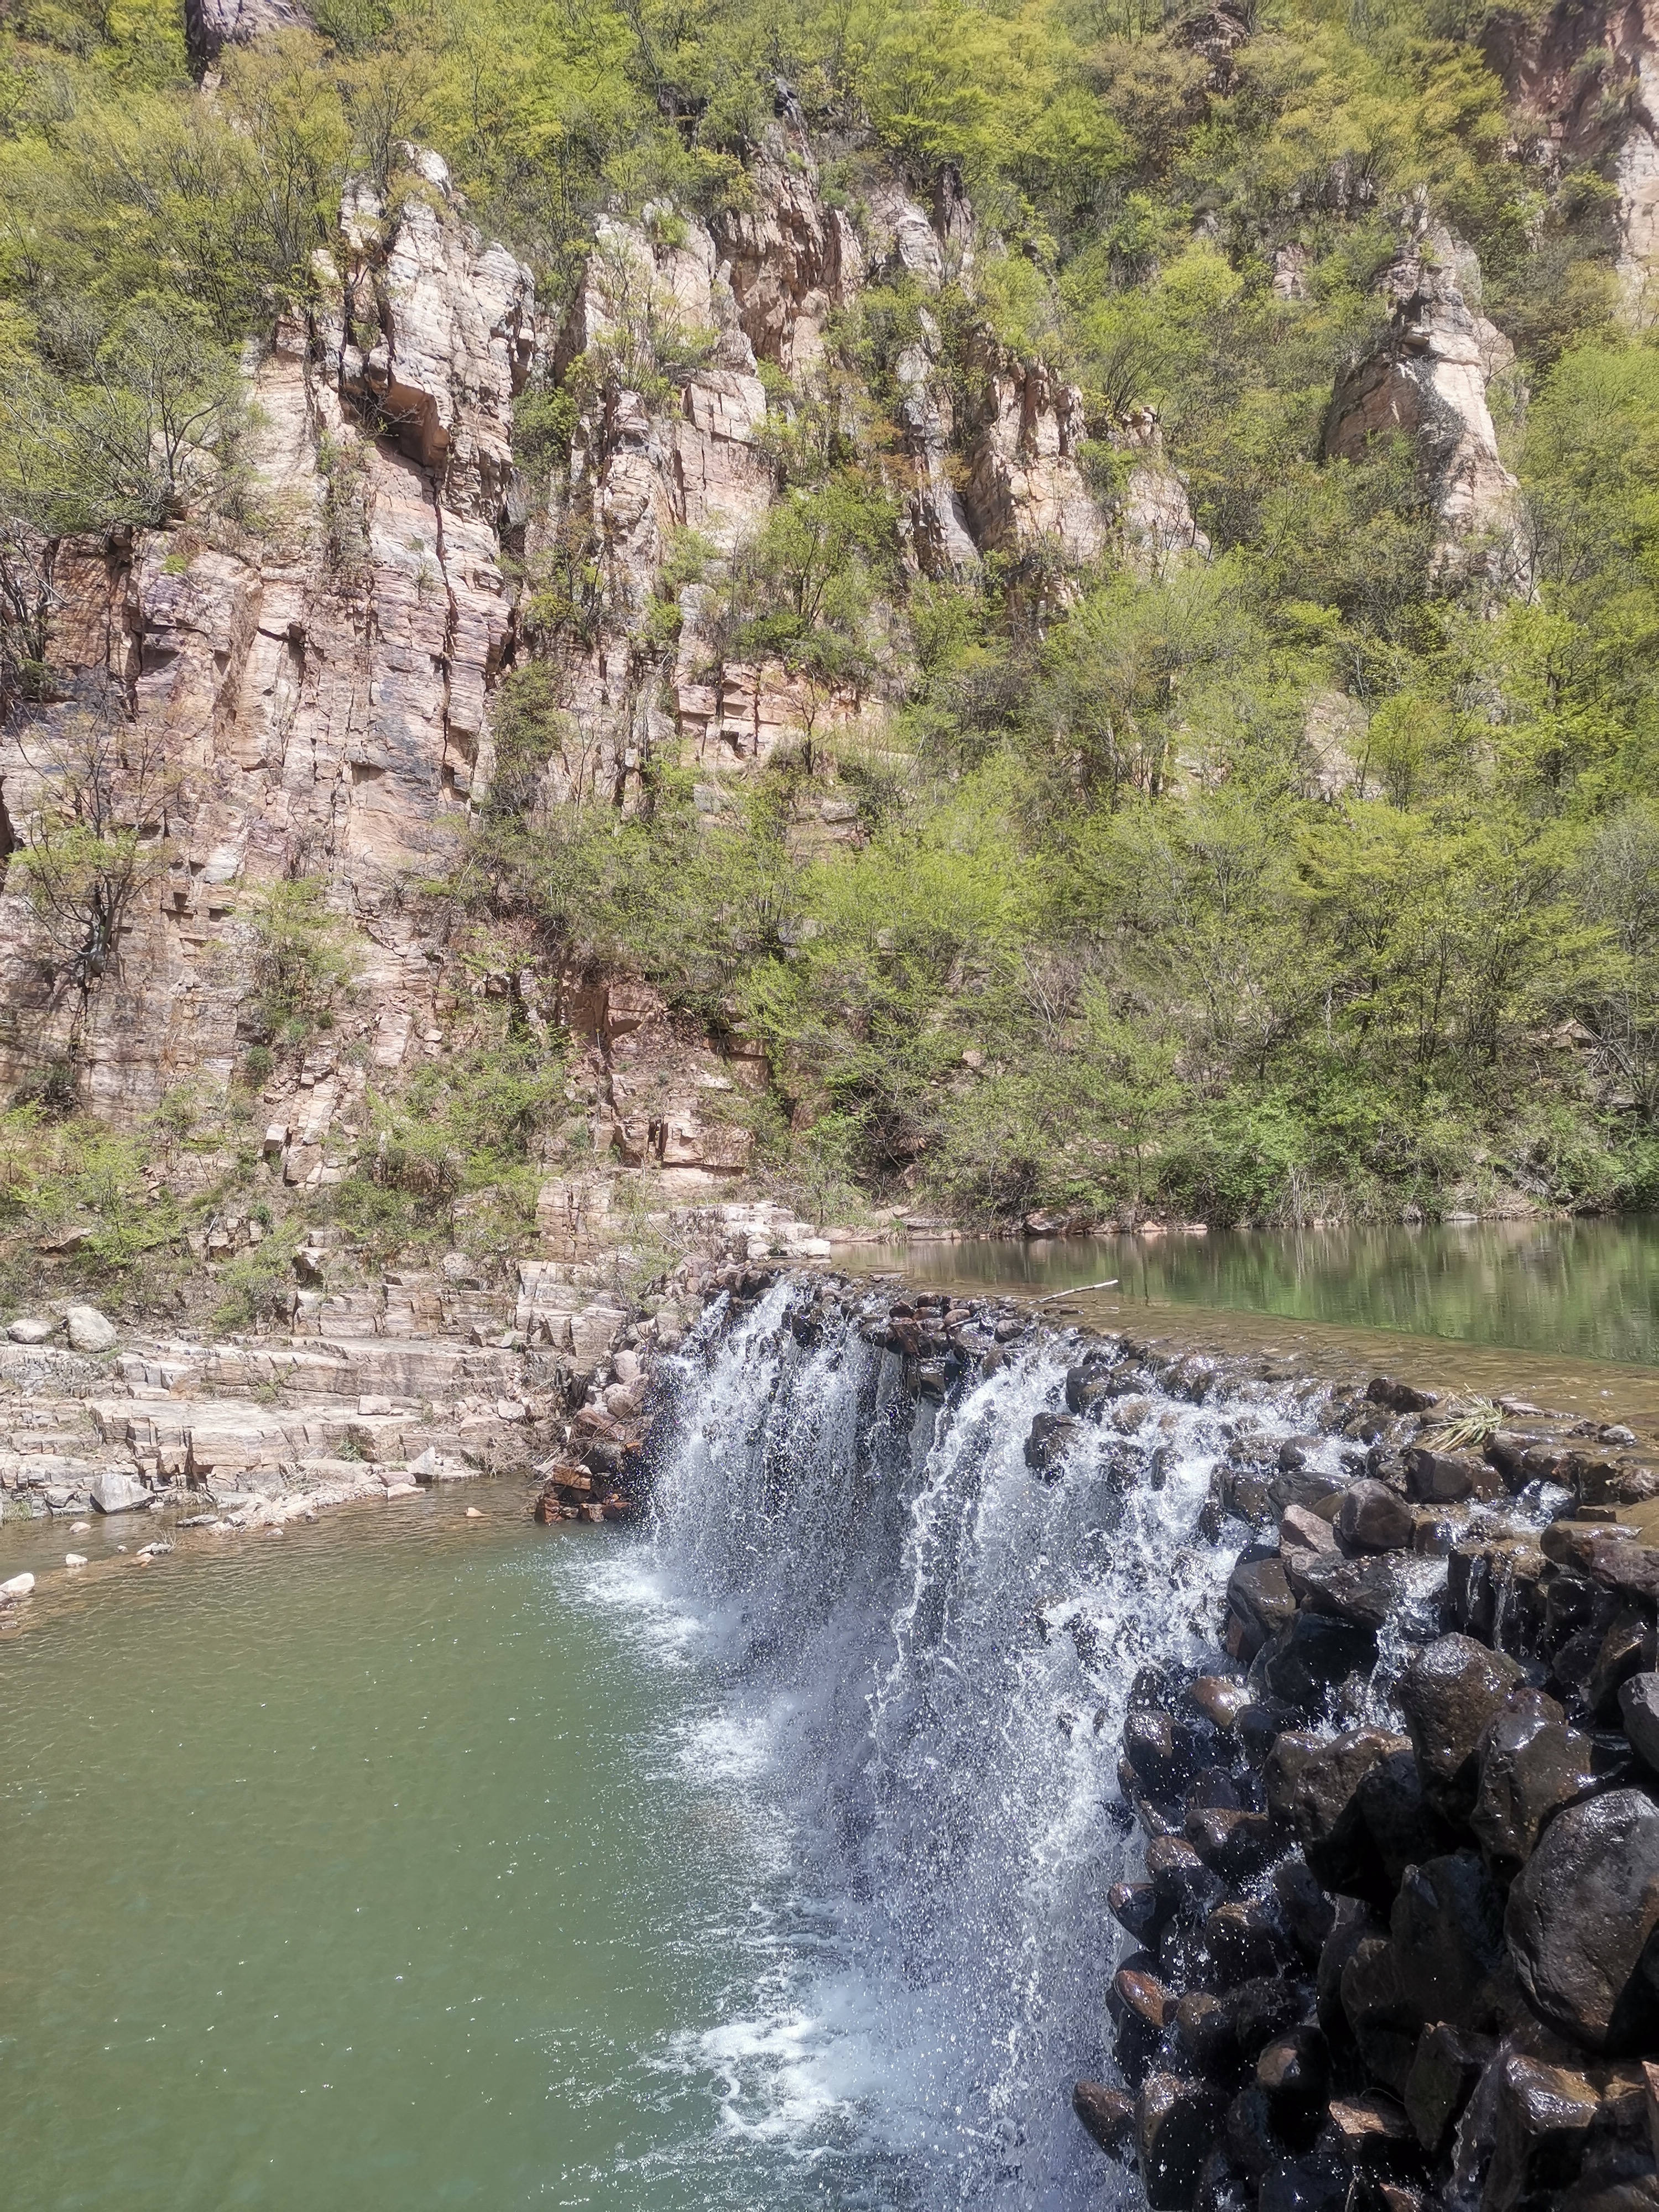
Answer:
xmin=874 ymin=1215 xmax=1659 ymax=1370
xmin=0 ymin=1490 xmax=836 ymax=2211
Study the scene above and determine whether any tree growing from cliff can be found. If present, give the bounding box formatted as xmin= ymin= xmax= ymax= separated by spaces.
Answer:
xmin=8 ymin=713 xmax=176 ymax=1067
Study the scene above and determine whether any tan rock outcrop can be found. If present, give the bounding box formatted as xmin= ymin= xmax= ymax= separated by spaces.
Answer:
xmin=0 ymin=159 xmax=536 ymax=1114
xmin=1323 ymin=233 xmax=1527 ymax=584
xmin=960 ymin=335 xmax=1108 ymax=566
xmin=1486 ymin=0 xmax=1659 ymax=299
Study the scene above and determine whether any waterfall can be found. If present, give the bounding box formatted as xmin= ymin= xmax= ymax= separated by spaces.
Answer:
xmin=620 ymin=1280 xmax=1352 ymax=2209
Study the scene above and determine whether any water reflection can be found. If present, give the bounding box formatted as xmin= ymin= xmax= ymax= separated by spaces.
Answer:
xmin=856 ymin=1216 xmax=1659 ymax=1369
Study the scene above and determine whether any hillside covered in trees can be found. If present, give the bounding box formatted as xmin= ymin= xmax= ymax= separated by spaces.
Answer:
xmin=1 ymin=0 xmax=1658 ymax=1270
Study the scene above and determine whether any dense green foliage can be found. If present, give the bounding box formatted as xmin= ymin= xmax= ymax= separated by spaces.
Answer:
xmin=3 ymin=0 xmax=1659 ymax=1224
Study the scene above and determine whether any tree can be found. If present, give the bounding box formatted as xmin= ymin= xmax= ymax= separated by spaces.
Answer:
xmin=7 ymin=713 xmax=176 ymax=1063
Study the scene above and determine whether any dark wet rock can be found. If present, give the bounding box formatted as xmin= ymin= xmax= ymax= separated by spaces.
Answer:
xmin=1545 ymin=1521 xmax=1642 ymax=1573
xmin=1185 ymin=1765 xmax=1243 ymax=1815
xmin=1227 ymin=1548 xmax=1296 ymax=1658
xmin=1397 ymin=1634 xmax=1524 ymax=1825
xmin=1274 ymin=1854 xmax=1338 ymax=1959
xmin=1073 ymin=2078 xmax=1134 ymax=2154
xmin=1065 ymin=1360 xmax=1115 ymax=1416
xmin=1335 ymin=1480 xmax=1415 ymax=1554
xmin=1145 ymin=1833 xmax=1220 ymax=1906
xmin=1367 ymin=1378 xmax=1441 ymax=1415
xmin=1109 ymin=1880 xmax=1165 ymax=1944
xmin=1225 ymin=2081 xmax=1281 ymax=2187
xmin=1446 ymin=1537 xmax=1548 ymax=1650
xmin=1125 ymin=1708 xmax=1203 ymax=1798
xmin=1471 ymin=1690 xmax=1602 ymax=1877
xmin=1484 ymin=2053 xmax=1602 ymax=2210
xmin=1265 ymin=1726 xmax=1405 ymax=1895
xmin=1326 ymin=2090 xmax=1418 ymax=2170
xmin=1024 ymin=1411 xmax=1079 ymax=1478
xmin=1388 ymin=1851 xmax=1508 ymax=2030
xmin=1177 ymin=1975 xmax=1307 ymax=2077
xmin=1404 ymin=2022 xmax=1491 ymax=2156
xmin=1287 ymin=1551 xmax=1416 ymax=1632
xmin=1258 ymin=2024 xmax=1332 ymax=2110
xmin=1259 ymin=2154 xmax=1352 ymax=2210
xmin=1586 ymin=1605 xmax=1658 ymax=1724
xmin=1354 ymin=1747 xmax=1458 ymax=1890
xmin=1205 ymin=1900 xmax=1286 ymax=1987
xmin=1186 ymin=1803 xmax=1277 ymax=1882
xmin=1136 ymin=2073 xmax=1229 ymax=2209
xmin=1262 ymin=1613 xmax=1379 ymax=1709
xmin=1341 ymin=1934 xmax=1423 ymax=2096
xmin=1404 ymin=1445 xmax=1500 ymax=1504
xmin=1619 ymin=1672 xmax=1659 ymax=1774
xmin=1505 ymin=1789 xmax=1659 ymax=2053
xmin=1187 ymin=1675 xmax=1253 ymax=1731
xmin=1115 ymin=1964 xmax=1178 ymax=2031
xmin=1588 ymin=1540 xmax=1659 ymax=1604
xmin=1317 ymin=1898 xmax=1375 ymax=2043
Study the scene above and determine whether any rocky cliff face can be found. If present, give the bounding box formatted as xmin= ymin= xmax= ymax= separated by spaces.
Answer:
xmin=1323 ymin=227 xmax=1527 ymax=586
xmin=0 ymin=149 xmax=534 ymax=1130
xmin=1487 ymin=0 xmax=1659 ymax=298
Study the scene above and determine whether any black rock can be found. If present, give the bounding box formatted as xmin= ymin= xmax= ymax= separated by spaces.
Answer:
xmin=1287 ymin=1551 xmax=1416 ymax=1633
xmin=1470 ymin=1689 xmax=1601 ymax=1877
xmin=1619 ymin=1670 xmax=1659 ymax=1773
xmin=1273 ymin=1854 xmax=1337 ymax=1959
xmin=1135 ymin=2073 xmax=1229 ymax=2210
xmin=1073 ymin=2079 xmax=1134 ymax=2154
xmin=1403 ymin=2021 xmax=1491 ymax=2156
xmin=1397 ymin=1633 xmax=1524 ymax=1825
xmin=1227 ymin=1549 xmax=1296 ymax=1658
xmin=1261 ymin=1613 xmax=1379 ymax=1710
xmin=1264 ymin=1725 xmax=1405 ymax=1897
xmin=1388 ymin=1850 xmax=1507 ymax=2031
xmin=1334 ymin=1480 xmax=1415 ymax=1554
xmin=1354 ymin=1747 xmax=1458 ymax=1890
xmin=1504 ymin=1787 xmax=1659 ymax=2053
xmin=1024 ymin=1412 xmax=1079 ymax=1479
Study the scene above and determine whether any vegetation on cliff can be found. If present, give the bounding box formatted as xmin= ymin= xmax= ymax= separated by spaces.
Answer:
xmin=1 ymin=0 xmax=1658 ymax=1229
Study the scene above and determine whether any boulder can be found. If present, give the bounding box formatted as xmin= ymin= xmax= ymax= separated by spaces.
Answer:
xmin=1257 ymin=2023 xmax=1331 ymax=2109
xmin=1265 ymin=1726 xmax=1406 ymax=1893
xmin=1135 ymin=2073 xmax=1228 ymax=2208
xmin=1505 ymin=1788 xmax=1659 ymax=2052
xmin=1287 ymin=1551 xmax=1415 ymax=1632
xmin=1619 ymin=1672 xmax=1659 ymax=1775
xmin=90 ymin=1471 xmax=149 ymax=1515
xmin=1228 ymin=1548 xmax=1296 ymax=1653
xmin=1366 ymin=1378 xmax=1440 ymax=1415
xmin=1185 ymin=1804 xmax=1277 ymax=1882
xmin=65 ymin=1305 xmax=117 ymax=1353
xmin=1404 ymin=1444 xmax=1499 ymax=1503
xmin=1354 ymin=1747 xmax=1457 ymax=1887
xmin=1397 ymin=1634 xmax=1523 ymax=1825
xmin=6 ymin=1316 xmax=54 ymax=1344
xmin=1281 ymin=1503 xmax=1340 ymax=1555
xmin=0 ymin=1571 xmax=35 ymax=1600
xmin=1483 ymin=2054 xmax=1601 ymax=2210
xmin=1470 ymin=1691 xmax=1602 ymax=1876
xmin=1072 ymin=2080 xmax=1134 ymax=2154
xmin=1335 ymin=1480 xmax=1414 ymax=1554
xmin=64 ymin=1551 xmax=87 ymax=1567
xmin=1262 ymin=1611 xmax=1378 ymax=1708
xmin=1326 ymin=2091 xmax=1417 ymax=2171
xmin=1387 ymin=1850 xmax=1507 ymax=2031
xmin=1404 ymin=2022 xmax=1491 ymax=2155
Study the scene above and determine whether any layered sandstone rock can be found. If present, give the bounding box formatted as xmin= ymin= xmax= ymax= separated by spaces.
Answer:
xmin=0 ymin=159 xmax=535 ymax=1117
xmin=1486 ymin=0 xmax=1659 ymax=297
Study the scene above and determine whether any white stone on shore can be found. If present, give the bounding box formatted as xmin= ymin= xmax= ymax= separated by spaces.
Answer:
xmin=64 ymin=1552 xmax=87 ymax=1568
xmin=1 ymin=1572 xmax=36 ymax=1599
xmin=66 ymin=1306 xmax=118 ymax=1353
xmin=7 ymin=1316 xmax=54 ymax=1344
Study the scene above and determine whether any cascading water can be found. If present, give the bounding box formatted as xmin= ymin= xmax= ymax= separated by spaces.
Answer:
xmin=604 ymin=1279 xmax=1355 ymax=2209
